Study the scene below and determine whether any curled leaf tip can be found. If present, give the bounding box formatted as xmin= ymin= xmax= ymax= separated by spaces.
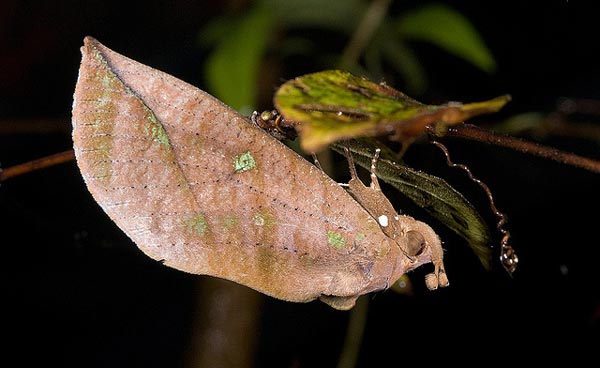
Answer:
xmin=460 ymin=94 xmax=512 ymax=114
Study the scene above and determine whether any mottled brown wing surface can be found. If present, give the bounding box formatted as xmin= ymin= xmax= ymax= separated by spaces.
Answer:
xmin=71 ymin=37 xmax=407 ymax=305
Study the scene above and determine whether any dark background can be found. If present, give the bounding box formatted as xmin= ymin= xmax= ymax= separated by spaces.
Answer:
xmin=1 ymin=0 xmax=598 ymax=366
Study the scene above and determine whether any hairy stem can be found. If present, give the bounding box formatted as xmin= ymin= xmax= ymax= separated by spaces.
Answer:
xmin=444 ymin=124 xmax=600 ymax=174
xmin=0 ymin=149 xmax=75 ymax=181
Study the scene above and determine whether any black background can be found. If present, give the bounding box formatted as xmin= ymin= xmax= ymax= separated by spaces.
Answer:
xmin=1 ymin=1 xmax=598 ymax=366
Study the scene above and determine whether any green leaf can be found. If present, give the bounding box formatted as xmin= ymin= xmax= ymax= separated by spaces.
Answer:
xmin=396 ymin=3 xmax=496 ymax=73
xmin=197 ymin=15 xmax=237 ymax=47
xmin=331 ymin=139 xmax=492 ymax=270
xmin=204 ymin=4 xmax=273 ymax=113
xmin=274 ymin=69 xmax=510 ymax=152
xmin=262 ymin=0 xmax=366 ymax=33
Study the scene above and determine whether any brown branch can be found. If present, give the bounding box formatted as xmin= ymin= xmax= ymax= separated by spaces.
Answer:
xmin=444 ymin=124 xmax=600 ymax=174
xmin=0 ymin=149 xmax=76 ymax=181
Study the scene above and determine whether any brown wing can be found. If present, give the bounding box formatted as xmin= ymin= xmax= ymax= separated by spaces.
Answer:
xmin=71 ymin=37 xmax=399 ymax=305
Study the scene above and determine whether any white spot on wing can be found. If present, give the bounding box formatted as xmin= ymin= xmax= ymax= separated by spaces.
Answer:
xmin=378 ymin=215 xmax=389 ymax=227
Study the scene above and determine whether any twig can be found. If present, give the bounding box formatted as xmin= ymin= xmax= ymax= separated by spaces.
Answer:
xmin=0 ymin=149 xmax=75 ymax=181
xmin=444 ymin=124 xmax=600 ymax=174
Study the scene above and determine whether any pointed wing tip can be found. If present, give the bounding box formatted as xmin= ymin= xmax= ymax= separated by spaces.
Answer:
xmin=82 ymin=36 xmax=98 ymax=50
xmin=81 ymin=36 xmax=96 ymax=59
xmin=81 ymin=36 xmax=108 ymax=59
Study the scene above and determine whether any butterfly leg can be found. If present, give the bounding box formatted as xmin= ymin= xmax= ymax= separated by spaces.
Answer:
xmin=369 ymin=148 xmax=382 ymax=191
xmin=342 ymin=146 xmax=361 ymax=182
xmin=311 ymin=153 xmax=323 ymax=171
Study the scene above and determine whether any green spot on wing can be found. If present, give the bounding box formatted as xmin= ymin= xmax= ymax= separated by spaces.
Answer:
xmin=144 ymin=111 xmax=171 ymax=147
xmin=327 ymin=231 xmax=346 ymax=249
xmin=221 ymin=215 xmax=239 ymax=231
xmin=252 ymin=212 xmax=276 ymax=228
xmin=184 ymin=213 xmax=208 ymax=235
xmin=233 ymin=151 xmax=256 ymax=173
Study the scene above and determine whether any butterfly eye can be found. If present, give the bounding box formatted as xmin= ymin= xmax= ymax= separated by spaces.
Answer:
xmin=260 ymin=110 xmax=274 ymax=122
xmin=406 ymin=230 xmax=426 ymax=257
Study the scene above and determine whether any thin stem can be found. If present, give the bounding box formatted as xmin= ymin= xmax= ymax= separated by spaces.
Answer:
xmin=339 ymin=0 xmax=392 ymax=70
xmin=0 ymin=149 xmax=76 ymax=181
xmin=337 ymin=296 xmax=369 ymax=368
xmin=445 ymin=124 xmax=600 ymax=174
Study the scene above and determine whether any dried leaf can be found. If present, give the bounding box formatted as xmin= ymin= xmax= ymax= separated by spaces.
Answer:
xmin=274 ymin=69 xmax=510 ymax=152
xmin=71 ymin=37 xmax=444 ymax=309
